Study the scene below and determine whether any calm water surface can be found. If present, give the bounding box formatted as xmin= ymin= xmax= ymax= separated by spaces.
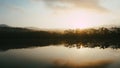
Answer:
xmin=0 ymin=45 xmax=120 ymax=68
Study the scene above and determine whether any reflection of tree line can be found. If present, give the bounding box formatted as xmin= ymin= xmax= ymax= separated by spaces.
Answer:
xmin=0 ymin=27 xmax=120 ymax=51
xmin=0 ymin=39 xmax=120 ymax=51
xmin=64 ymin=40 xmax=120 ymax=49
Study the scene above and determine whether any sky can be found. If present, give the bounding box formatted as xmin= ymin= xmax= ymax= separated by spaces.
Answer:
xmin=0 ymin=0 xmax=120 ymax=29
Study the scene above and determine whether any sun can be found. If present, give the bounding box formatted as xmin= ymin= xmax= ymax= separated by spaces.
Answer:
xmin=73 ymin=23 xmax=93 ymax=29
xmin=55 ymin=9 xmax=104 ymax=29
xmin=64 ymin=9 xmax=102 ymax=29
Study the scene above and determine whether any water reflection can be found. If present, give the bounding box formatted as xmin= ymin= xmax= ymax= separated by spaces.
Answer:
xmin=53 ymin=59 xmax=113 ymax=68
xmin=0 ymin=39 xmax=120 ymax=68
xmin=0 ymin=39 xmax=120 ymax=51
xmin=0 ymin=46 xmax=120 ymax=68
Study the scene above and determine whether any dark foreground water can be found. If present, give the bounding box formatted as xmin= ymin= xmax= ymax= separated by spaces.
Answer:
xmin=0 ymin=44 xmax=120 ymax=68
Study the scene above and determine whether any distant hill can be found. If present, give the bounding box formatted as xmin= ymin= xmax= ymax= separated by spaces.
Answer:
xmin=0 ymin=24 xmax=32 ymax=32
xmin=0 ymin=24 xmax=10 ymax=27
xmin=0 ymin=24 xmax=63 ymax=33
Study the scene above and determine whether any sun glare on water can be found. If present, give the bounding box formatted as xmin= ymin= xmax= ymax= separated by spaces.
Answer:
xmin=80 ymin=45 xmax=83 ymax=48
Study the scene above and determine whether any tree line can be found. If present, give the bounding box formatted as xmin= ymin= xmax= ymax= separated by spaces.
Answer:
xmin=0 ymin=27 xmax=120 ymax=40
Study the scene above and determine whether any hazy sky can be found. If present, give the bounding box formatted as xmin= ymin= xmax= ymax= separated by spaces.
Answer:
xmin=0 ymin=0 xmax=120 ymax=29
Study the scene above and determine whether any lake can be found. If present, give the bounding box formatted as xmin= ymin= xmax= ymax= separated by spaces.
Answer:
xmin=0 ymin=43 xmax=120 ymax=68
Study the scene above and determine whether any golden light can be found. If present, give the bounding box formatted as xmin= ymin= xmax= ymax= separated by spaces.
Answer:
xmin=71 ymin=10 xmax=100 ymax=29
xmin=62 ymin=9 xmax=103 ymax=29
xmin=80 ymin=45 xmax=83 ymax=48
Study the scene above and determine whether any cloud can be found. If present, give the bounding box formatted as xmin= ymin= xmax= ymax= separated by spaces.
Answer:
xmin=32 ymin=0 xmax=108 ymax=13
